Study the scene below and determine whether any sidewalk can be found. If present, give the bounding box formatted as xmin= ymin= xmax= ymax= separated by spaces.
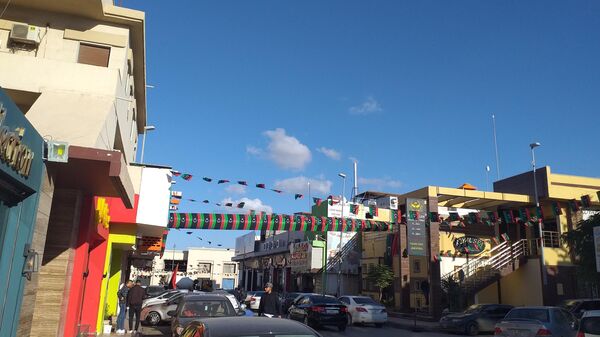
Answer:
xmin=387 ymin=312 xmax=440 ymax=332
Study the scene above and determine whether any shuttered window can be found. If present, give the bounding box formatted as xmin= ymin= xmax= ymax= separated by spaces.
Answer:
xmin=78 ymin=43 xmax=110 ymax=67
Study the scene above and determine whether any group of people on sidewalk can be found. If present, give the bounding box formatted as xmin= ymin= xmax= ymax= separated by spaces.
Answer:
xmin=116 ymin=279 xmax=146 ymax=335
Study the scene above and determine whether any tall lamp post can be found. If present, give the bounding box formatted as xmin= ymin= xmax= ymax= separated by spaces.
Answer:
xmin=530 ymin=142 xmax=548 ymax=286
xmin=337 ymin=173 xmax=346 ymax=297
xmin=140 ymin=125 xmax=155 ymax=163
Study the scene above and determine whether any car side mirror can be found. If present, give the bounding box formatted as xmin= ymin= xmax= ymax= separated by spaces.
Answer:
xmin=167 ymin=310 xmax=176 ymax=317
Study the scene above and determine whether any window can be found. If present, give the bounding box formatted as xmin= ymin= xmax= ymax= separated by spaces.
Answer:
xmin=339 ymin=297 xmax=350 ymax=305
xmin=197 ymin=263 xmax=211 ymax=274
xmin=78 ymin=43 xmax=110 ymax=67
xmin=180 ymin=300 xmax=233 ymax=317
xmin=223 ymin=263 xmax=236 ymax=274
xmin=581 ymin=317 xmax=600 ymax=335
xmin=505 ymin=308 xmax=549 ymax=322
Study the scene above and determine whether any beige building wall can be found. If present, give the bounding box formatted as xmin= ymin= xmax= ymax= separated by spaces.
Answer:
xmin=0 ymin=5 xmax=144 ymax=164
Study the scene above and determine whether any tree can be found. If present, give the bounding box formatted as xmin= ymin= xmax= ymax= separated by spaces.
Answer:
xmin=441 ymin=276 xmax=465 ymax=313
xmin=562 ymin=213 xmax=600 ymax=296
xmin=367 ymin=264 xmax=395 ymax=301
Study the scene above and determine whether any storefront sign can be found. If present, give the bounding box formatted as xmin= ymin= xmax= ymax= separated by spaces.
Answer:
xmin=95 ymin=197 xmax=110 ymax=229
xmin=274 ymin=255 xmax=286 ymax=267
xmin=407 ymin=198 xmax=428 ymax=256
xmin=262 ymin=257 xmax=272 ymax=268
xmin=453 ymin=236 xmax=486 ymax=255
xmin=290 ymin=241 xmax=312 ymax=273
xmin=0 ymin=106 xmax=34 ymax=178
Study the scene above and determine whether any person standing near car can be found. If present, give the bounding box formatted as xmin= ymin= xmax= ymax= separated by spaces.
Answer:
xmin=116 ymin=280 xmax=133 ymax=334
xmin=258 ymin=282 xmax=282 ymax=318
xmin=127 ymin=280 xmax=145 ymax=333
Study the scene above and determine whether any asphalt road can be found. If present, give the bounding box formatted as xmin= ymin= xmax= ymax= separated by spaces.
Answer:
xmin=137 ymin=321 xmax=470 ymax=337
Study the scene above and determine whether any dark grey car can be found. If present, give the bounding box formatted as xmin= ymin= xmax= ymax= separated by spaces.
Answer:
xmin=179 ymin=316 xmax=323 ymax=337
xmin=495 ymin=307 xmax=578 ymax=337
xmin=440 ymin=304 xmax=513 ymax=335
xmin=169 ymin=294 xmax=245 ymax=337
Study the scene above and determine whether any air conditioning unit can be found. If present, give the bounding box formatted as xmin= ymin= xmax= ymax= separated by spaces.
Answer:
xmin=10 ymin=24 xmax=41 ymax=45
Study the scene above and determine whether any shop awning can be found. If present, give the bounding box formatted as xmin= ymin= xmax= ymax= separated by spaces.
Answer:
xmin=48 ymin=145 xmax=135 ymax=208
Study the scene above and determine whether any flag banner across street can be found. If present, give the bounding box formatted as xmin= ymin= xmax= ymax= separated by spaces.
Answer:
xmin=168 ymin=213 xmax=393 ymax=231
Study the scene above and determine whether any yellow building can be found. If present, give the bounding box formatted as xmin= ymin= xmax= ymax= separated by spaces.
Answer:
xmin=356 ymin=166 xmax=600 ymax=318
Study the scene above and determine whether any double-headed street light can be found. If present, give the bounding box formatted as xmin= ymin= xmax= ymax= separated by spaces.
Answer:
xmin=140 ymin=125 xmax=155 ymax=164
xmin=337 ymin=173 xmax=346 ymax=297
xmin=530 ymin=142 xmax=547 ymax=286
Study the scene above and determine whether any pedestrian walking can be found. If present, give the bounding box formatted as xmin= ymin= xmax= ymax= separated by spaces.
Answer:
xmin=116 ymin=280 xmax=133 ymax=334
xmin=258 ymin=282 xmax=282 ymax=318
xmin=126 ymin=280 xmax=145 ymax=333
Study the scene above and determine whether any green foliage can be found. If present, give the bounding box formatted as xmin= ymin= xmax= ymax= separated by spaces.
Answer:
xmin=441 ymin=276 xmax=464 ymax=312
xmin=367 ymin=264 xmax=395 ymax=301
xmin=562 ymin=213 xmax=600 ymax=288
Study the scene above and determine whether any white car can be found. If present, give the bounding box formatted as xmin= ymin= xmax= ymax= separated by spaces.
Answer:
xmin=339 ymin=295 xmax=388 ymax=327
xmin=142 ymin=290 xmax=187 ymax=308
xmin=579 ymin=310 xmax=600 ymax=337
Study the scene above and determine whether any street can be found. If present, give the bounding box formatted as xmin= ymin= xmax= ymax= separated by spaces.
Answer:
xmin=136 ymin=321 xmax=471 ymax=337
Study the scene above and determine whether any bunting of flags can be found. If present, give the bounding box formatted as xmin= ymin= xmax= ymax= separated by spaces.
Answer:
xmin=169 ymin=213 xmax=392 ymax=232
xmin=294 ymin=194 xmax=303 ymax=200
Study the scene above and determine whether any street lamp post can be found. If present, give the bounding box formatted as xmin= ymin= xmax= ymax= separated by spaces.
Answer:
xmin=530 ymin=142 xmax=548 ymax=286
xmin=140 ymin=125 xmax=156 ymax=163
xmin=337 ymin=173 xmax=346 ymax=297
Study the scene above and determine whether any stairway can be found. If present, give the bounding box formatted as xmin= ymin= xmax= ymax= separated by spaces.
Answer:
xmin=317 ymin=233 xmax=360 ymax=273
xmin=442 ymin=239 xmax=530 ymax=298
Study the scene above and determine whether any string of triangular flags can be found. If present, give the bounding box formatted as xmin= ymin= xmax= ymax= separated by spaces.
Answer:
xmin=160 ymin=227 xmax=234 ymax=258
xmin=170 ymin=170 xmax=308 ymax=201
xmin=169 ymin=190 xmax=254 ymax=212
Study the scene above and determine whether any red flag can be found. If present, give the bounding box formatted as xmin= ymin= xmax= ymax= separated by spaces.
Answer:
xmin=171 ymin=264 xmax=179 ymax=289
xmin=313 ymin=198 xmax=322 ymax=206
xmin=256 ymin=183 xmax=266 ymax=189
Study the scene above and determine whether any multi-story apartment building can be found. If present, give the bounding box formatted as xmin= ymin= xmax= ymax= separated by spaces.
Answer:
xmin=0 ymin=1 xmax=171 ymax=337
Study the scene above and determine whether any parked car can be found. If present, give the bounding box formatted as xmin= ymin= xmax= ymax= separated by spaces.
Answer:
xmin=283 ymin=292 xmax=305 ymax=313
xmin=440 ymin=304 xmax=513 ymax=335
xmin=246 ymin=291 xmax=265 ymax=311
xmin=339 ymin=295 xmax=388 ymax=327
xmin=145 ymin=285 xmax=168 ymax=299
xmin=178 ymin=317 xmax=323 ymax=337
xmin=562 ymin=300 xmax=600 ymax=319
xmin=169 ymin=294 xmax=245 ymax=337
xmin=212 ymin=290 xmax=242 ymax=312
xmin=579 ymin=310 xmax=600 ymax=337
xmin=288 ymin=294 xmax=348 ymax=331
xmin=494 ymin=307 xmax=578 ymax=337
xmin=143 ymin=290 xmax=188 ymax=308
xmin=141 ymin=293 xmax=184 ymax=326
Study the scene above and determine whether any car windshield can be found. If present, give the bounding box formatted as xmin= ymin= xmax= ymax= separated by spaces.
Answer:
xmin=464 ymin=305 xmax=484 ymax=314
xmin=180 ymin=300 xmax=234 ymax=318
xmin=354 ymin=297 xmax=379 ymax=305
xmin=505 ymin=309 xmax=550 ymax=322
xmin=582 ymin=317 xmax=600 ymax=335
xmin=311 ymin=296 xmax=340 ymax=304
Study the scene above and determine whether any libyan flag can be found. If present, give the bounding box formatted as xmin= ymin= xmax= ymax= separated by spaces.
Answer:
xmin=313 ymin=198 xmax=323 ymax=206
xmin=294 ymin=194 xmax=303 ymax=200
xmin=351 ymin=204 xmax=360 ymax=215
xmin=369 ymin=205 xmax=378 ymax=216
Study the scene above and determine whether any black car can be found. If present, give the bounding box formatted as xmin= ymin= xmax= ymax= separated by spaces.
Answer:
xmin=288 ymin=295 xmax=348 ymax=331
xmin=282 ymin=292 xmax=305 ymax=313
xmin=145 ymin=285 xmax=168 ymax=299
xmin=439 ymin=304 xmax=513 ymax=336
xmin=561 ymin=299 xmax=600 ymax=319
xmin=179 ymin=317 xmax=323 ymax=337
xmin=169 ymin=294 xmax=245 ymax=337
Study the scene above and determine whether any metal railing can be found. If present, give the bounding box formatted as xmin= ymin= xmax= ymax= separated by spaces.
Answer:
xmin=442 ymin=239 xmax=529 ymax=283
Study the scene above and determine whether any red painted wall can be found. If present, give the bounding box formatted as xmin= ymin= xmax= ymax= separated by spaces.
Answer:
xmin=63 ymin=196 xmax=111 ymax=337
xmin=107 ymin=194 xmax=140 ymax=224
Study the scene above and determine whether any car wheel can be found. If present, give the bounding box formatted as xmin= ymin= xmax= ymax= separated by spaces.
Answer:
xmin=338 ymin=324 xmax=347 ymax=332
xmin=466 ymin=322 xmax=479 ymax=336
xmin=146 ymin=311 xmax=161 ymax=326
xmin=347 ymin=313 xmax=353 ymax=326
xmin=375 ymin=323 xmax=383 ymax=328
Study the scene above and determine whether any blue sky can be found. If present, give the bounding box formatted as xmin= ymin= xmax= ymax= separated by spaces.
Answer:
xmin=128 ymin=0 xmax=600 ymax=249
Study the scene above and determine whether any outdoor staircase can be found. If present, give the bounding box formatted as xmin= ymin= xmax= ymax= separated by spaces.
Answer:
xmin=442 ymin=239 xmax=531 ymax=298
xmin=317 ymin=234 xmax=360 ymax=273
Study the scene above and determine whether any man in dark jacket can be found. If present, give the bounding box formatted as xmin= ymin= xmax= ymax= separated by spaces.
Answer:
xmin=116 ymin=280 xmax=133 ymax=334
xmin=258 ymin=282 xmax=282 ymax=318
xmin=126 ymin=280 xmax=145 ymax=333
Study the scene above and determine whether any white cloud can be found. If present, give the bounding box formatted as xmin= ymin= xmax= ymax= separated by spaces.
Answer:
xmin=349 ymin=96 xmax=382 ymax=115
xmin=248 ymin=128 xmax=311 ymax=171
xmin=274 ymin=176 xmax=332 ymax=195
xmin=316 ymin=147 xmax=341 ymax=160
xmin=358 ymin=177 xmax=402 ymax=190
xmin=246 ymin=145 xmax=263 ymax=156
xmin=225 ymin=184 xmax=246 ymax=195
xmin=220 ymin=197 xmax=273 ymax=214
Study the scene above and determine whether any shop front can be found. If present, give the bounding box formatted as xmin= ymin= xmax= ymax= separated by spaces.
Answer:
xmin=0 ymin=89 xmax=45 ymax=337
